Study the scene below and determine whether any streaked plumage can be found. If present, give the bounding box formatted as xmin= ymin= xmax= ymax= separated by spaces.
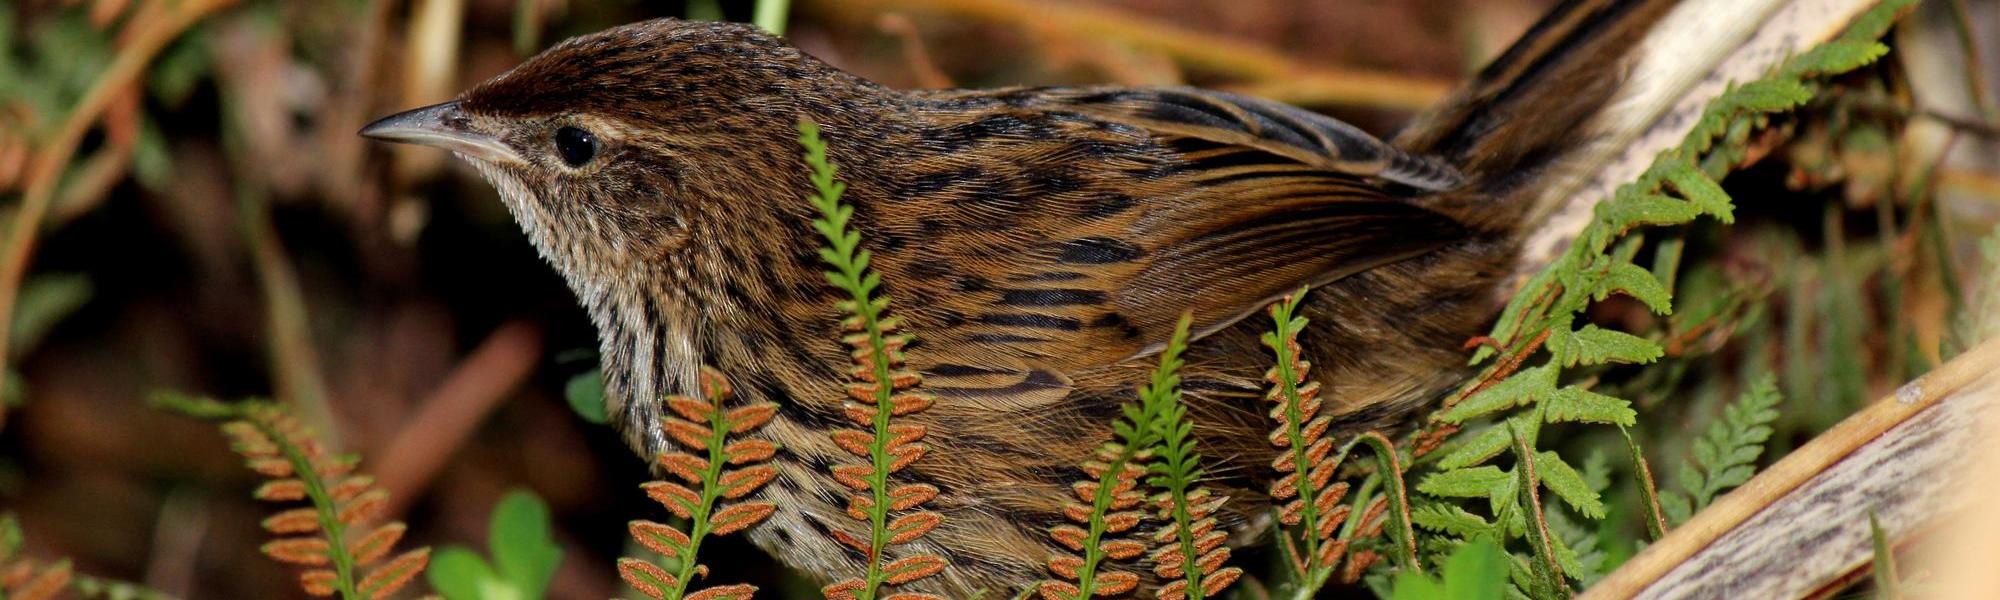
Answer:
xmin=362 ymin=1 xmax=1679 ymax=594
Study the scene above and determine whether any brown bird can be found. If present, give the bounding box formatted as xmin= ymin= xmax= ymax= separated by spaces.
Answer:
xmin=362 ymin=3 xmax=1674 ymax=595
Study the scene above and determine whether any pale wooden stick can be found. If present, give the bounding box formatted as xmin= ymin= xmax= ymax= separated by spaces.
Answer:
xmin=1511 ymin=0 xmax=1886 ymax=279
xmin=1582 ymin=338 xmax=2000 ymax=599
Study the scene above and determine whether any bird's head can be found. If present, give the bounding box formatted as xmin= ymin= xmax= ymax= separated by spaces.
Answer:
xmin=361 ymin=18 xmax=868 ymax=292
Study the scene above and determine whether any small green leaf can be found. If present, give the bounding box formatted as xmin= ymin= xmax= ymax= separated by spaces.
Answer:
xmin=1533 ymin=451 xmax=1605 ymax=519
xmin=564 ymin=371 xmax=608 ymax=425
xmin=1548 ymin=325 xmax=1662 ymax=367
xmin=1663 ymin=161 xmax=1733 ymax=224
xmin=12 ymin=273 xmax=92 ymax=355
xmin=1785 ymin=40 xmax=1888 ymax=79
xmin=147 ymin=31 xmax=211 ymax=107
xmin=1730 ymin=78 xmax=1813 ymax=112
xmin=428 ymin=546 xmax=503 ymax=600
xmin=1391 ymin=569 xmax=1445 ymax=600
xmin=1596 ymin=193 xmax=1701 ymax=233
xmin=1441 ymin=365 xmax=1557 ymax=423
xmin=1542 ymin=387 xmax=1636 ymax=426
xmin=1418 ymin=466 xmax=1512 ymax=499
xmin=490 ymin=490 xmax=562 ymax=599
xmin=1435 ymin=424 xmax=1512 ymax=470
xmin=1837 ymin=0 xmax=1916 ymax=45
xmin=147 ymin=390 xmax=243 ymax=420
xmin=1390 ymin=537 xmax=1507 ymax=600
xmin=1411 ymin=503 xmax=1495 ymax=537
xmin=0 ymin=514 xmax=22 ymax=559
xmin=1595 ymin=263 xmax=1672 ymax=315
xmin=1870 ymin=509 xmax=1899 ymax=598
xmin=133 ymin=119 xmax=174 ymax=191
xmin=1441 ymin=537 xmax=1510 ymax=600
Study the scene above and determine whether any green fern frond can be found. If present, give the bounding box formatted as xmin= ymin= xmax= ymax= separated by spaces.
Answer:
xmin=1039 ymin=332 xmax=1167 ymax=600
xmin=1660 ymin=375 xmax=1781 ymax=524
xmin=799 ymin=119 xmax=947 ymax=600
xmin=1038 ymin=431 xmax=1149 ymax=600
xmin=1258 ymin=290 xmax=1370 ymax=596
xmin=1409 ymin=0 xmax=1910 ymax=590
xmin=617 ymin=368 xmax=778 ymax=600
xmin=1544 ymin=454 xmax=1609 ymax=587
xmin=153 ymin=393 xmax=430 ymax=600
xmin=1140 ymin=315 xmax=1242 ymax=600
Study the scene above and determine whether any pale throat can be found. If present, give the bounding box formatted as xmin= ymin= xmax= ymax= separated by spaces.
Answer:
xmin=470 ymin=158 xmax=704 ymax=457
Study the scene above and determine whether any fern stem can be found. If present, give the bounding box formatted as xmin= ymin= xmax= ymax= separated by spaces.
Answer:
xmin=1160 ymin=475 xmax=1202 ymax=598
xmin=665 ymin=395 xmax=736 ymax=600
xmin=246 ymin=409 xmax=359 ymax=599
xmin=1074 ymin=449 xmax=1139 ymax=599
xmin=1267 ymin=293 xmax=1324 ymax=576
xmin=1354 ymin=432 xmax=1418 ymax=573
xmin=801 ymin=118 xmax=899 ymax=600
xmin=1619 ymin=427 xmax=1669 ymax=541
xmin=1508 ymin=422 xmax=1569 ymax=599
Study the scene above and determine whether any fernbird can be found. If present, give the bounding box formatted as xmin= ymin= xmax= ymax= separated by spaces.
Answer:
xmin=364 ymin=3 xmax=1672 ymax=594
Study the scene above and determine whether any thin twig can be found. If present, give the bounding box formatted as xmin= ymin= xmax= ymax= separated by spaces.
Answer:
xmin=819 ymin=0 xmax=1452 ymax=111
xmin=240 ymin=181 xmax=341 ymax=445
xmin=875 ymin=13 xmax=953 ymax=89
xmin=373 ymin=320 xmax=543 ymax=517
xmin=0 ymin=0 xmax=238 ymax=427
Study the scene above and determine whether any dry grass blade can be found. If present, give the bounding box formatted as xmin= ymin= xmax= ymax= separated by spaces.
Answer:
xmin=0 ymin=0 xmax=238 ymax=427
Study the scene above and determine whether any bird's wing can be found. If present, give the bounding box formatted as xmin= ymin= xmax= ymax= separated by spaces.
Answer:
xmin=1029 ymin=87 xmax=1466 ymax=191
xmin=878 ymin=86 xmax=1470 ymax=384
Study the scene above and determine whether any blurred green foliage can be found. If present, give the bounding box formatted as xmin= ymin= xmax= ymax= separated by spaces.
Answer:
xmin=429 ymin=490 xmax=565 ymax=600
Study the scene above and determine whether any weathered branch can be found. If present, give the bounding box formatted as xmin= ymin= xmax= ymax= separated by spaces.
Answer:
xmin=1582 ymin=338 xmax=2000 ymax=599
xmin=1509 ymin=0 xmax=1889 ymax=280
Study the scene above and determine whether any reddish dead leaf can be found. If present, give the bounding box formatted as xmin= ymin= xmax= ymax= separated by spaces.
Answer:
xmin=338 ymin=489 xmax=390 ymax=525
xmin=348 ymin=523 xmax=407 ymax=566
xmin=328 ymin=475 xmax=375 ymax=502
xmin=726 ymin=403 xmax=779 ymax=433
xmin=725 ymin=439 xmax=777 ymax=464
xmin=822 ymin=578 xmax=866 ymax=600
xmin=708 ymin=502 xmax=776 ymax=535
xmin=618 ymin=557 xmax=676 ymax=599
xmin=356 ymin=547 xmax=429 ymax=599
xmin=888 ymin=483 xmax=937 ymax=510
xmin=262 ymin=507 xmax=321 ymax=534
xmin=665 ymin=420 xmax=713 ymax=450
xmin=885 ymin=511 xmax=941 ymax=544
xmin=687 ymin=583 xmax=757 ymax=600
xmin=718 ymin=465 xmax=777 ymax=499
xmin=667 ymin=397 xmax=715 ymax=423
xmin=261 ymin=536 xmax=332 ymax=566
xmin=299 ymin=569 xmax=338 ymax=597
xmin=881 ymin=554 xmax=946 ymax=585
xmin=642 ymin=482 xmax=700 ymax=519
xmin=254 ymin=479 xmax=308 ymax=502
xmin=629 ymin=520 xmax=692 ymax=557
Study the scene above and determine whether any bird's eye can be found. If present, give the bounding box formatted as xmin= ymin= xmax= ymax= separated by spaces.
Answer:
xmin=553 ymin=126 xmax=597 ymax=167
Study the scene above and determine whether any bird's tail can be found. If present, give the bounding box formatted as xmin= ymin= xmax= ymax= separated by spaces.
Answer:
xmin=1395 ymin=0 xmax=1682 ymax=231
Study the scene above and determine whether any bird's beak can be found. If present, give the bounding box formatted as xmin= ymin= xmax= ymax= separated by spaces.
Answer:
xmin=359 ymin=101 xmax=523 ymax=164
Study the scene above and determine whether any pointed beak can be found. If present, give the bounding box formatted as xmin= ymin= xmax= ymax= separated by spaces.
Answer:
xmin=360 ymin=101 xmax=522 ymax=163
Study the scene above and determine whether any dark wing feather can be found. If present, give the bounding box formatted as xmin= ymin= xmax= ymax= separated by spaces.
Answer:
xmin=1032 ymin=87 xmax=1466 ymax=191
xmin=878 ymin=87 xmax=1470 ymax=385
